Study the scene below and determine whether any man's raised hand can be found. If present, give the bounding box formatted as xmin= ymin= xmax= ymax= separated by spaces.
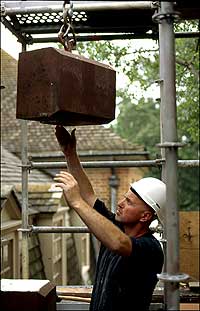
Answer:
xmin=55 ymin=125 xmax=76 ymax=156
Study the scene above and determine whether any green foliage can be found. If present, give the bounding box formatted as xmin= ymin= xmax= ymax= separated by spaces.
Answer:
xmin=76 ymin=21 xmax=199 ymax=210
xmin=77 ymin=40 xmax=128 ymax=67
xmin=175 ymin=21 xmax=199 ymax=142
xmin=113 ymin=96 xmax=160 ymax=155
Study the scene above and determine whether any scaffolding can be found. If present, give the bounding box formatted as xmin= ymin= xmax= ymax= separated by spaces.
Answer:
xmin=1 ymin=1 xmax=199 ymax=310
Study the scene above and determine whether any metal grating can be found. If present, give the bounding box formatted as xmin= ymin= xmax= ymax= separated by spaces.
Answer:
xmin=15 ymin=12 xmax=63 ymax=25
xmin=13 ymin=11 xmax=88 ymax=26
xmin=1 ymin=1 xmax=158 ymax=43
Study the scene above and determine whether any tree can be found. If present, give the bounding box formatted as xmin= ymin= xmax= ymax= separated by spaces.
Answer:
xmin=76 ymin=20 xmax=199 ymax=210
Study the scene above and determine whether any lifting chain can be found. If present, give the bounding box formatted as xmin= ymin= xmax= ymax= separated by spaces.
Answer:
xmin=58 ymin=0 xmax=76 ymax=52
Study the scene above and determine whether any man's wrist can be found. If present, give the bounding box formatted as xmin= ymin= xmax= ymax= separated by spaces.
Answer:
xmin=72 ymin=197 xmax=87 ymax=210
xmin=64 ymin=152 xmax=77 ymax=159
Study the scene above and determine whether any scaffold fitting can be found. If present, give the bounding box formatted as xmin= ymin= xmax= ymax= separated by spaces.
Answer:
xmin=157 ymin=272 xmax=190 ymax=283
xmin=152 ymin=11 xmax=180 ymax=23
xmin=157 ymin=142 xmax=186 ymax=148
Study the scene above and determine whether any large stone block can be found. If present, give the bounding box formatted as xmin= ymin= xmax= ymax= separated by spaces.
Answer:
xmin=16 ymin=48 xmax=116 ymax=125
xmin=0 ymin=279 xmax=56 ymax=311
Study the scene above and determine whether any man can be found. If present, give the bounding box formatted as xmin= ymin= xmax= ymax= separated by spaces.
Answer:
xmin=54 ymin=125 xmax=165 ymax=311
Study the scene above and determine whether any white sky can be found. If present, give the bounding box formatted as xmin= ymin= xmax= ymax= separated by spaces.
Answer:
xmin=1 ymin=24 xmax=21 ymax=59
xmin=1 ymin=23 xmax=59 ymax=59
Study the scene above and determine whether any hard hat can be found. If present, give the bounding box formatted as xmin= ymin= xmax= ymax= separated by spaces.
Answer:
xmin=130 ymin=177 xmax=166 ymax=225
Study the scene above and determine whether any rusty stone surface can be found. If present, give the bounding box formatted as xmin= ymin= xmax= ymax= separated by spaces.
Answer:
xmin=1 ymin=279 xmax=56 ymax=311
xmin=16 ymin=48 xmax=116 ymax=125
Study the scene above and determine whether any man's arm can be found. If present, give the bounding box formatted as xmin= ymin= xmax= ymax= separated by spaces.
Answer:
xmin=54 ymin=171 xmax=132 ymax=256
xmin=55 ymin=125 xmax=97 ymax=207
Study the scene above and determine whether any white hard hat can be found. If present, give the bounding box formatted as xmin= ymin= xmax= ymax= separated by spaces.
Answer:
xmin=130 ymin=177 xmax=166 ymax=225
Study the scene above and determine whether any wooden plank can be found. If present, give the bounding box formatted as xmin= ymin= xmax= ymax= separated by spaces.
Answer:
xmin=56 ymin=286 xmax=92 ymax=298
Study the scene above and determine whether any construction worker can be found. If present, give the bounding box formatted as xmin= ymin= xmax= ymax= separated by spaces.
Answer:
xmin=54 ymin=125 xmax=165 ymax=311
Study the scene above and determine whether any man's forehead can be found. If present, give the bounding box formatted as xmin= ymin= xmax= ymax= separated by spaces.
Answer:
xmin=125 ymin=190 xmax=141 ymax=202
xmin=125 ymin=190 xmax=151 ymax=210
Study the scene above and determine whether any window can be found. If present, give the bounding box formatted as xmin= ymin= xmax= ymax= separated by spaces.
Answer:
xmin=1 ymin=238 xmax=14 ymax=278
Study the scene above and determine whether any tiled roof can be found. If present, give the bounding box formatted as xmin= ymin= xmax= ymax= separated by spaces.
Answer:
xmin=1 ymin=147 xmax=62 ymax=212
xmin=1 ymin=48 xmax=144 ymax=156
xmin=1 ymin=146 xmax=52 ymax=185
xmin=15 ymin=183 xmax=63 ymax=213
xmin=1 ymin=184 xmax=21 ymax=212
xmin=1 ymin=184 xmax=19 ymax=200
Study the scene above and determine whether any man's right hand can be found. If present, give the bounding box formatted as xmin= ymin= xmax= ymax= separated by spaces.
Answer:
xmin=55 ymin=125 xmax=76 ymax=157
xmin=55 ymin=126 xmax=96 ymax=207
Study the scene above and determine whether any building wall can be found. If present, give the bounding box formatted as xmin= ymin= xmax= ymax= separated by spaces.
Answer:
xmin=36 ymin=207 xmax=68 ymax=285
xmin=1 ymin=196 xmax=21 ymax=279
xmin=85 ymin=167 xmax=146 ymax=208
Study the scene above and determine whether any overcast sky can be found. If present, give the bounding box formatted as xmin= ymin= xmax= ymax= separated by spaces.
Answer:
xmin=1 ymin=23 xmax=59 ymax=59
xmin=1 ymin=24 xmax=21 ymax=59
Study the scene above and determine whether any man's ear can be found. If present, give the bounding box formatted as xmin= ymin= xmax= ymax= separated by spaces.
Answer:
xmin=140 ymin=211 xmax=153 ymax=223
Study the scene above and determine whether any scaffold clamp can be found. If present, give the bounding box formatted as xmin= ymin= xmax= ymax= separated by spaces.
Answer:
xmin=156 ymin=142 xmax=186 ymax=148
xmin=157 ymin=272 xmax=189 ymax=283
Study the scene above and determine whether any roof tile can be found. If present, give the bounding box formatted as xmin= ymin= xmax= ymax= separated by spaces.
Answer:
xmin=1 ymin=146 xmax=52 ymax=185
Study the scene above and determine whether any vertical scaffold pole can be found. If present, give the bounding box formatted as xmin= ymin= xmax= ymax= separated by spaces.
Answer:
xmin=157 ymin=2 xmax=180 ymax=310
xmin=21 ymin=43 xmax=29 ymax=279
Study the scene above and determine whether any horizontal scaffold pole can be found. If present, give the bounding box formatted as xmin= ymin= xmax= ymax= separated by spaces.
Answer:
xmin=30 ymin=159 xmax=164 ymax=169
xmin=29 ymin=159 xmax=199 ymax=169
xmin=2 ymin=1 xmax=153 ymax=16
xmin=31 ymin=32 xmax=200 ymax=43
xmin=19 ymin=226 xmax=90 ymax=233
xmin=19 ymin=225 xmax=163 ymax=234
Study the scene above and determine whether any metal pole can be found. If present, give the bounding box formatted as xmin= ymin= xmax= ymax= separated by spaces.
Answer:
xmin=18 ymin=224 xmax=163 ymax=234
xmin=28 ymin=159 xmax=199 ymax=169
xmin=31 ymin=226 xmax=90 ymax=233
xmin=110 ymin=185 xmax=118 ymax=213
xmin=156 ymin=2 xmax=181 ymax=310
xmin=31 ymin=32 xmax=200 ymax=44
xmin=31 ymin=33 xmax=155 ymax=43
xmin=31 ymin=150 xmax=149 ymax=158
xmin=157 ymin=6 xmax=168 ymax=310
xmin=3 ymin=1 xmax=153 ymax=15
xmin=178 ymin=160 xmax=199 ymax=167
xmin=30 ymin=159 xmax=164 ymax=169
xmin=109 ymin=169 xmax=119 ymax=213
xmin=21 ymin=42 xmax=29 ymax=279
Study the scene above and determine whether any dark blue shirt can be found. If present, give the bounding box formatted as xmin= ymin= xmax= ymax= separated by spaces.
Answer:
xmin=89 ymin=199 xmax=164 ymax=311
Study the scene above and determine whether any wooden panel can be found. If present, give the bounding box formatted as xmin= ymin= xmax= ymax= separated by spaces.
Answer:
xmin=180 ymin=303 xmax=200 ymax=310
xmin=179 ymin=212 xmax=199 ymax=280
xmin=180 ymin=249 xmax=199 ymax=280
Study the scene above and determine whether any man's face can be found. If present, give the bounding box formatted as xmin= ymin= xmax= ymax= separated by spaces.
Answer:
xmin=115 ymin=190 xmax=152 ymax=224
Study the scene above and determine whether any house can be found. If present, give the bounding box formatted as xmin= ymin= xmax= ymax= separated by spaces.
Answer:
xmin=1 ymin=185 xmax=22 ymax=279
xmin=1 ymin=146 xmax=83 ymax=285
xmin=0 ymin=48 xmax=149 ymax=286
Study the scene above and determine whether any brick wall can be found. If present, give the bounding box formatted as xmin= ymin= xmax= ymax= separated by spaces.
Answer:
xmin=85 ymin=167 xmax=146 ymax=208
